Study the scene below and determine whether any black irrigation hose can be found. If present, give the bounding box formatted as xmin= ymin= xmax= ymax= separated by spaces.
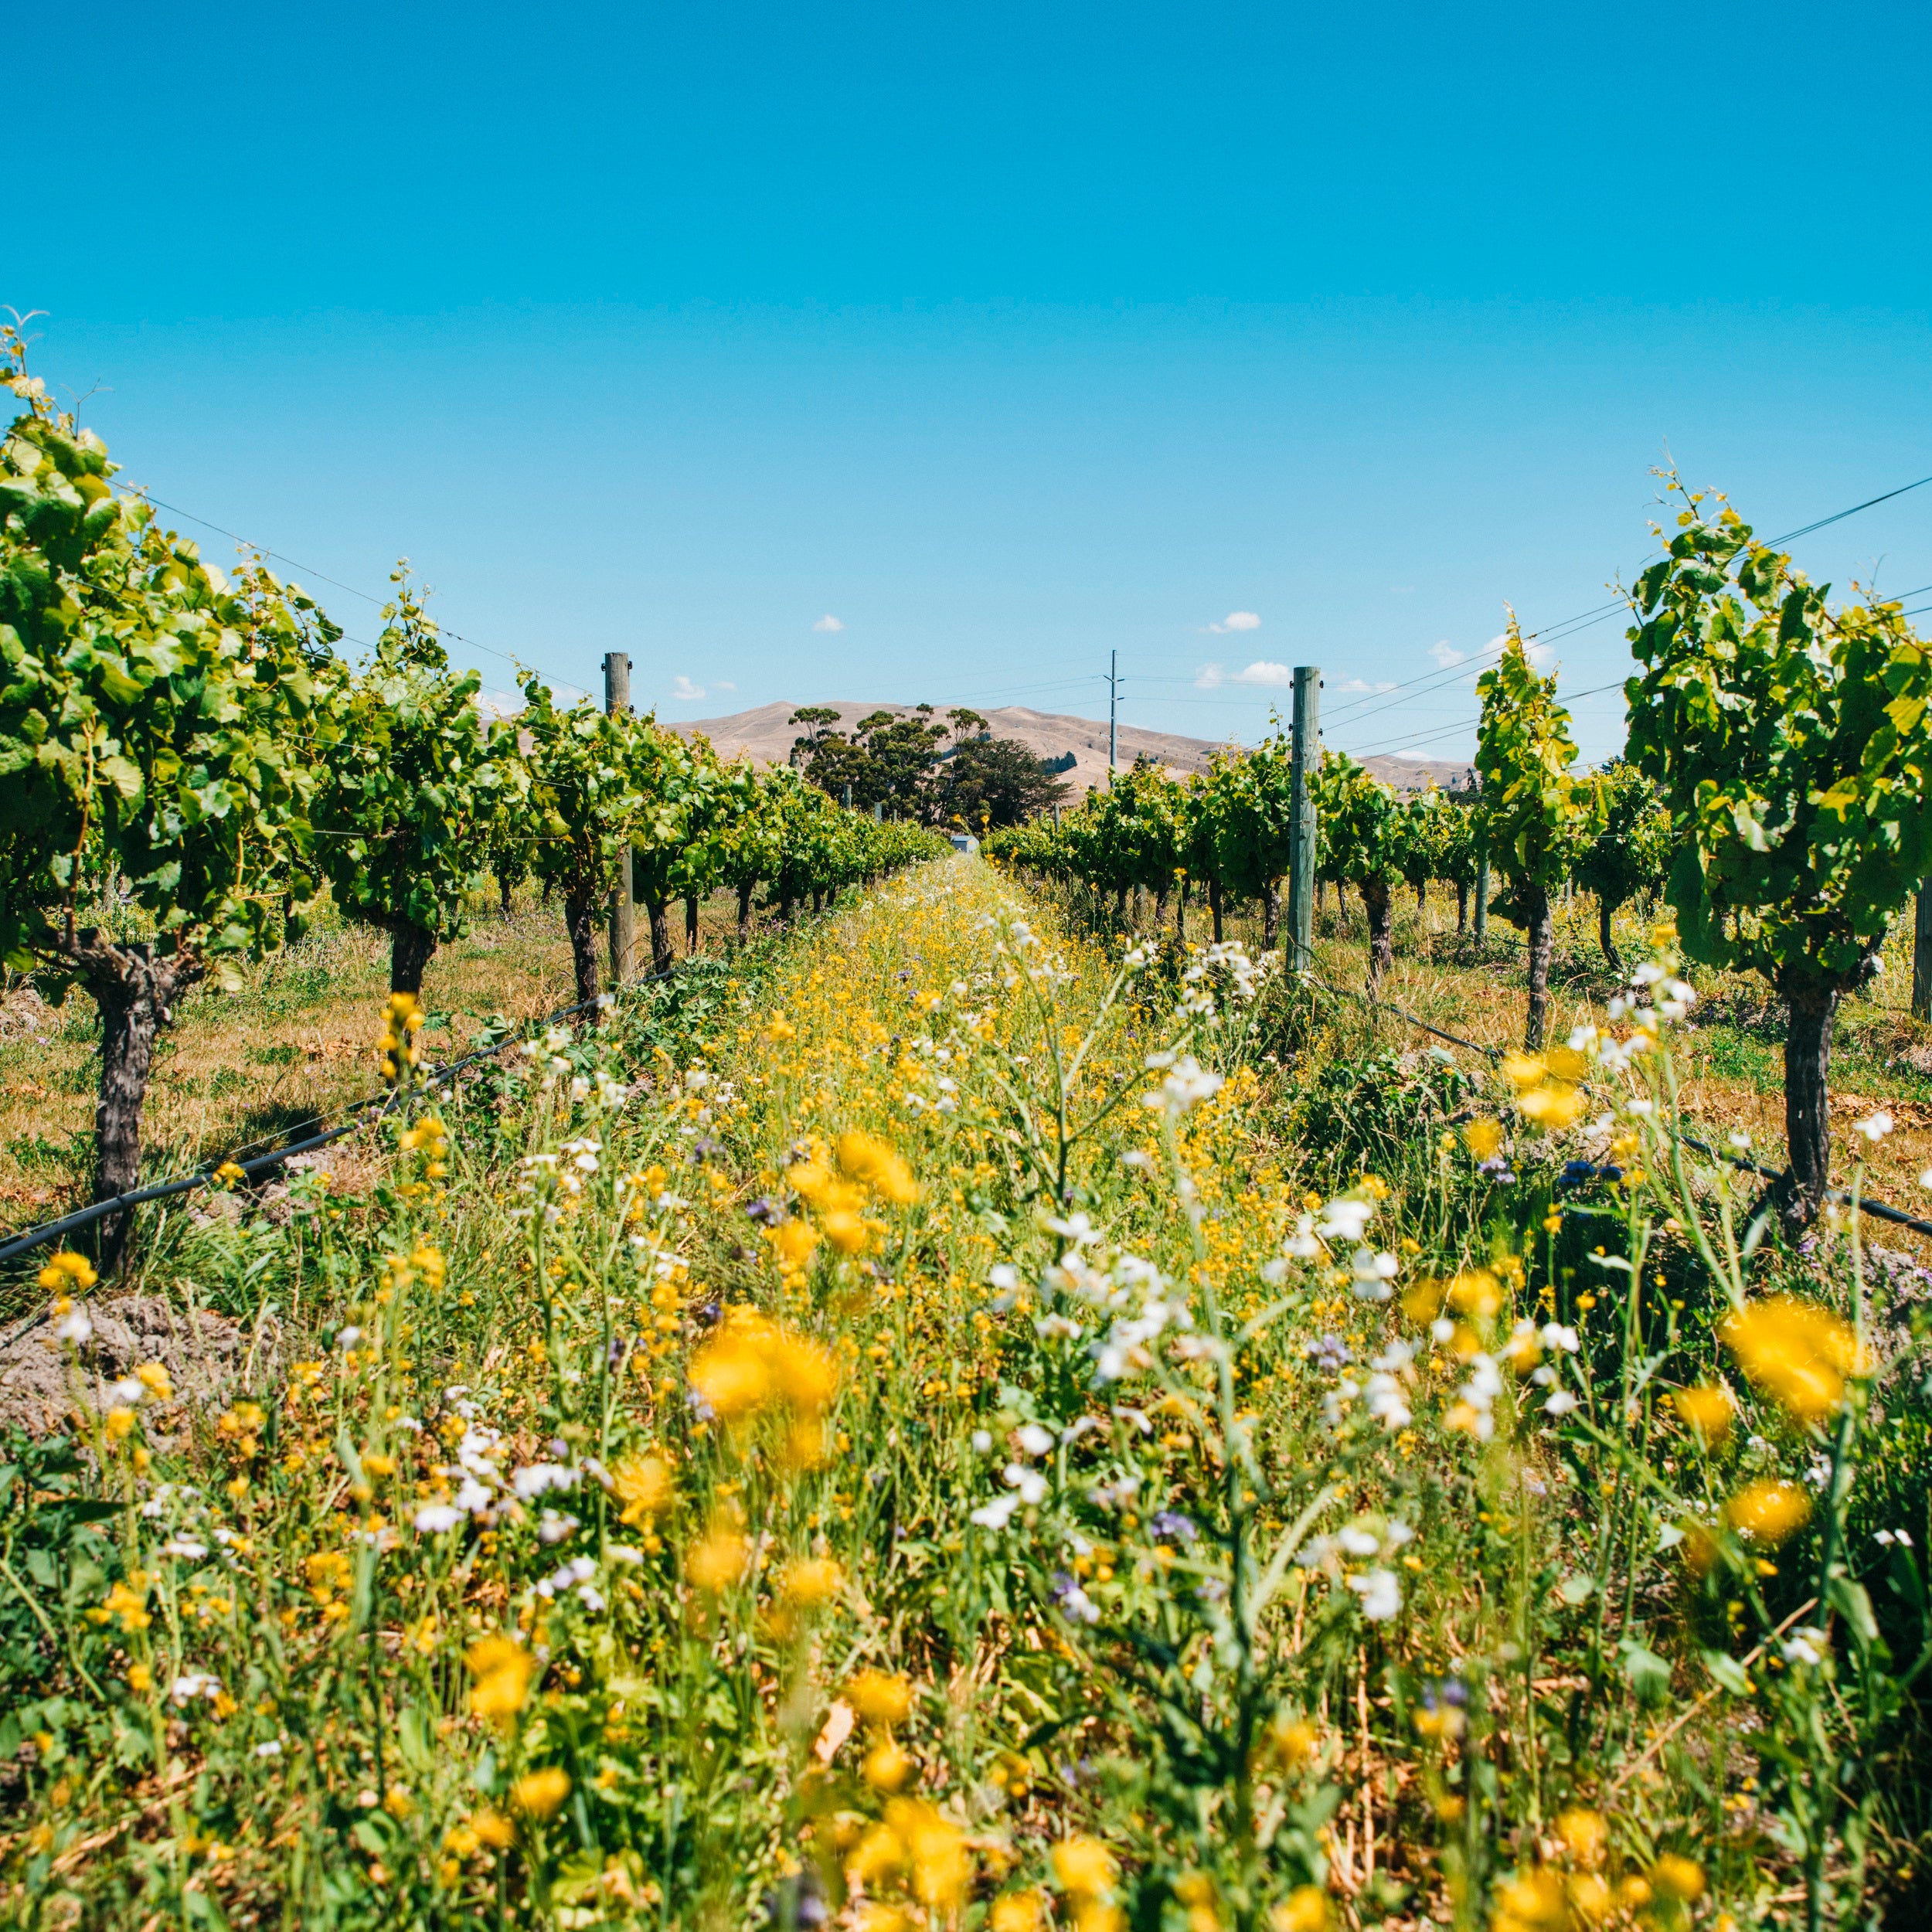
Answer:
xmin=1300 ymin=971 xmax=1932 ymax=1242
xmin=0 ymin=971 xmax=680 ymax=1268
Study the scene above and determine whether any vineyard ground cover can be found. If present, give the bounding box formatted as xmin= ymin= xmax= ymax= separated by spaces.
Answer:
xmin=0 ymin=884 xmax=777 ymax=1243
xmin=5 ymin=854 xmax=1932 ymax=1925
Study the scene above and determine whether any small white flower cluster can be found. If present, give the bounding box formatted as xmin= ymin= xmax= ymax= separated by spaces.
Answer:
xmin=1141 ymin=1050 xmax=1224 ymax=1117
xmin=1451 ymin=1353 xmax=1504 ymax=1440
xmin=534 ymin=1553 xmax=604 ymax=1612
xmin=1524 ymin=1321 xmax=1580 ymax=1415
xmin=1782 ymin=1625 xmax=1829 ymax=1668
xmin=568 ymin=1067 xmax=631 ymax=1109
xmin=520 ymin=1025 xmax=575 ymax=1080
xmin=413 ymin=1392 xmax=510 ymax=1531
xmin=52 ymin=1304 xmax=94 ymax=1345
xmin=1296 ymin=1517 xmax=1413 ymax=1621
xmin=1264 ymin=1192 xmax=1400 ymax=1304
xmin=971 ymin=1418 xmax=1060 ymax=1531
xmin=1169 ymin=940 xmax=1273 ymax=1023
xmin=1363 ymin=1338 xmax=1415 ymax=1430
xmin=1014 ymin=1240 xmax=1198 ymax=1387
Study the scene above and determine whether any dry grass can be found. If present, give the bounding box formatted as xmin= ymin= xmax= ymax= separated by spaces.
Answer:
xmin=0 ymin=886 xmax=768 ymax=1235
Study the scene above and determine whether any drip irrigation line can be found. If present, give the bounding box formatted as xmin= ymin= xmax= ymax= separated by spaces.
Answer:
xmin=0 ymin=967 xmax=693 ymax=1268
xmin=1299 ymin=972 xmax=1932 ymax=1240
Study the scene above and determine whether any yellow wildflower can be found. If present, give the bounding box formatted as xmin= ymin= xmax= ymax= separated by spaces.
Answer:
xmin=614 ymin=1454 xmax=676 ymax=1523
xmin=1519 ymin=1082 xmax=1586 ymax=1130
xmin=1723 ymin=1294 xmax=1860 ymax=1421
xmin=1274 ymin=1889 xmax=1329 ymax=1932
xmin=992 ymin=1892 xmax=1046 ymax=1932
xmin=847 ymin=1669 xmax=913 ymax=1726
xmin=774 ymin=1220 xmax=821 ymax=1270
xmin=1490 ymin=1868 xmax=1567 ymax=1930
xmin=1555 ymin=1808 xmax=1606 ymax=1867
xmin=471 ymin=1810 xmax=515 ymax=1849
xmin=1500 ymin=1053 xmax=1546 ymax=1094
xmin=509 ymin=1767 xmax=570 ymax=1819
xmin=1649 ymin=1855 xmax=1704 ymax=1900
xmin=37 ymin=1251 xmax=97 ymax=1294
xmin=1053 ymin=1835 xmax=1116 ymax=1900
xmin=1726 ymin=1480 xmax=1811 ymax=1546
xmin=837 ymin=1129 xmax=920 ymax=1205
xmin=1674 ymin=1384 xmax=1735 ymax=1447
xmin=781 ymin=1556 xmax=844 ymax=1606
xmin=466 ymin=1634 xmax=536 ymax=1721
xmin=686 ymin=1525 xmax=749 ymax=1593
xmin=863 ymin=1738 xmax=913 ymax=1790
xmin=886 ymin=1798 xmax=968 ymax=1909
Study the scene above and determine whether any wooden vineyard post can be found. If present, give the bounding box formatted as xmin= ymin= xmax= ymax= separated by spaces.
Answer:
xmin=1915 ymin=889 xmax=1932 ymax=1019
xmin=605 ymin=651 xmax=636 ymax=984
xmin=1286 ymin=666 xmax=1319 ymax=973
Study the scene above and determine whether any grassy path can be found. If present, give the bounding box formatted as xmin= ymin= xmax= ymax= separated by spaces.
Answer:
xmin=6 ymin=857 xmax=1926 ymax=1927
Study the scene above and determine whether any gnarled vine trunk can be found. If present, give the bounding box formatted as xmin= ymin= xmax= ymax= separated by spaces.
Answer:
xmin=1598 ymin=896 xmax=1622 ymax=972
xmin=1360 ymin=879 xmax=1394 ymax=989
xmin=1263 ymin=881 xmax=1279 ymax=948
xmin=1777 ymin=978 xmax=1838 ymax=1232
xmin=70 ymin=937 xmax=204 ymax=1273
xmin=684 ymin=894 xmax=699 ymax=955
xmin=1456 ymin=882 xmax=1469 ymax=937
xmin=644 ymin=896 xmax=675 ymax=976
xmin=563 ymin=888 xmax=602 ymax=1010
xmin=1209 ymin=878 xmax=1224 ymax=944
xmin=1154 ymin=882 xmax=1169 ymax=930
xmin=498 ymin=872 xmax=514 ymax=919
xmin=1522 ymin=882 xmax=1553 ymax=1050
xmin=390 ymin=920 xmax=437 ymax=995
xmin=736 ymin=881 xmax=754 ymax=942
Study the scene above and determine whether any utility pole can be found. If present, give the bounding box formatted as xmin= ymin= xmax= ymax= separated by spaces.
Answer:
xmin=1286 ymin=666 xmax=1319 ymax=973
xmin=604 ymin=652 xmax=634 ymax=985
xmin=1107 ymin=649 xmax=1118 ymax=784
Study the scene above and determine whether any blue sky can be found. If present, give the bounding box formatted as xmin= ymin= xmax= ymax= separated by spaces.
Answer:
xmin=17 ymin=0 xmax=1932 ymax=762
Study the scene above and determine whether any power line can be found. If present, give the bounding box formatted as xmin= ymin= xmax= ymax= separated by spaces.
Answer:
xmin=117 ymin=485 xmax=594 ymax=701
xmin=1335 ymin=677 xmax=1628 ymax=761
xmin=1318 ymin=470 xmax=1932 ymax=729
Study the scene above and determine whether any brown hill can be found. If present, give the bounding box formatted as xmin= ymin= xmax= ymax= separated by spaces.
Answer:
xmin=671 ymin=700 xmax=1474 ymax=797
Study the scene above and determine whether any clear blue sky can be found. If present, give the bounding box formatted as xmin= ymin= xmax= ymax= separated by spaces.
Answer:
xmin=17 ymin=0 xmax=1932 ymax=762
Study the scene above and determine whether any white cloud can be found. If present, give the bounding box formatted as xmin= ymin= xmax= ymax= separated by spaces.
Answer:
xmin=1335 ymin=678 xmax=1398 ymax=695
xmin=1230 ymin=660 xmax=1294 ymax=687
xmin=1206 ymin=610 xmax=1261 ymax=634
xmin=1195 ymin=663 xmax=1225 ymax=689
xmin=1429 ymin=641 xmax=1463 ymax=668
xmin=1525 ymin=639 xmax=1555 ymax=668
xmin=715 ymin=679 xmax=736 ymax=692
xmin=670 ymin=675 xmax=706 ymax=701
xmin=812 ymin=614 xmax=844 ymax=632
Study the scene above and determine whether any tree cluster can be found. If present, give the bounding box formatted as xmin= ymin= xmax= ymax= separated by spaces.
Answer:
xmin=787 ymin=704 xmax=1071 ymax=830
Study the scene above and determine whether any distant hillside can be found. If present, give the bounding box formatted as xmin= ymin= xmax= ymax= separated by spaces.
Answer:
xmin=672 ymin=700 xmax=1475 ymax=797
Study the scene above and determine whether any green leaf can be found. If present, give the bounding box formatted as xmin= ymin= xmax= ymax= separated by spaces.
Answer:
xmin=1701 ymin=1648 xmax=1750 ymax=1696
